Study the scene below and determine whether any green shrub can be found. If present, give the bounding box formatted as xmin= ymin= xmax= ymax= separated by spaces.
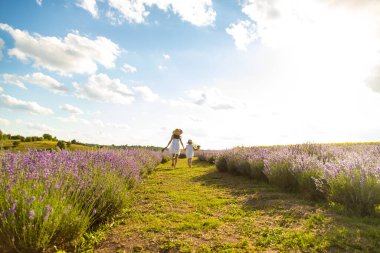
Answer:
xmin=328 ymin=169 xmax=380 ymax=216
xmin=248 ymin=159 xmax=267 ymax=182
xmin=265 ymin=158 xmax=298 ymax=192
xmin=216 ymin=155 xmax=228 ymax=172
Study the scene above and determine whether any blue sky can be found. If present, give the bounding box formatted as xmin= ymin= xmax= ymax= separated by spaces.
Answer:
xmin=1 ymin=0 xmax=380 ymax=149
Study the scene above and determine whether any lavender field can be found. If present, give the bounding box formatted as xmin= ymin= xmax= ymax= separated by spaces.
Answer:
xmin=0 ymin=149 xmax=162 ymax=252
xmin=198 ymin=143 xmax=380 ymax=216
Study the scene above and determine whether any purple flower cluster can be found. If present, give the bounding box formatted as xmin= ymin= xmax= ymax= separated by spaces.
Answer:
xmin=0 ymin=148 xmax=162 ymax=252
xmin=213 ymin=144 xmax=380 ymax=215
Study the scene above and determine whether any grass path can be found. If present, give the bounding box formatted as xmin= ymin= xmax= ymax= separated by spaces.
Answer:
xmin=95 ymin=158 xmax=380 ymax=252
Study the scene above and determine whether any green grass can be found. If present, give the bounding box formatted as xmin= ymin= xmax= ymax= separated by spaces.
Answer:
xmin=95 ymin=158 xmax=380 ymax=252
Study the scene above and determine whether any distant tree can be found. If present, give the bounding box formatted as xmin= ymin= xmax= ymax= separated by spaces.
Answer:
xmin=13 ymin=141 xmax=20 ymax=147
xmin=52 ymin=136 xmax=58 ymax=141
xmin=56 ymin=140 xmax=66 ymax=150
xmin=43 ymin=133 xmax=52 ymax=141
xmin=10 ymin=135 xmax=25 ymax=141
xmin=71 ymin=139 xmax=77 ymax=144
xmin=0 ymin=130 xmax=3 ymax=140
xmin=25 ymin=137 xmax=32 ymax=142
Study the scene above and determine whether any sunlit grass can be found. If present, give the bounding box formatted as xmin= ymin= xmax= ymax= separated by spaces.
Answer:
xmin=96 ymin=158 xmax=380 ymax=252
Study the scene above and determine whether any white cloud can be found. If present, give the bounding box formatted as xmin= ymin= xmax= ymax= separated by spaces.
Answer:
xmin=186 ymin=87 xmax=242 ymax=110
xmin=107 ymin=122 xmax=130 ymax=129
xmin=107 ymin=0 xmax=216 ymax=26
xmin=74 ymin=73 xmax=134 ymax=104
xmin=0 ymin=38 xmax=4 ymax=61
xmin=60 ymin=104 xmax=84 ymax=114
xmin=133 ymin=86 xmax=159 ymax=102
xmin=0 ymin=117 xmax=10 ymax=126
xmin=158 ymin=64 xmax=167 ymax=71
xmin=1 ymin=72 xmax=67 ymax=94
xmin=56 ymin=115 xmax=91 ymax=125
xmin=226 ymin=20 xmax=258 ymax=51
xmin=0 ymin=23 xmax=120 ymax=75
xmin=105 ymin=10 xmax=124 ymax=25
xmin=0 ymin=87 xmax=3 ymax=93
xmin=93 ymin=119 xmax=131 ymax=129
xmin=232 ymin=0 xmax=380 ymax=93
xmin=26 ymin=122 xmax=54 ymax=133
xmin=27 ymin=73 xmax=67 ymax=94
xmin=36 ymin=0 xmax=43 ymax=6
xmin=323 ymin=0 xmax=379 ymax=7
xmin=367 ymin=64 xmax=380 ymax=93
xmin=238 ymin=0 xmax=380 ymax=51
xmin=163 ymin=54 xmax=170 ymax=60
xmin=76 ymin=0 xmax=99 ymax=18
xmin=107 ymin=0 xmax=147 ymax=24
xmin=122 ymin=63 xmax=137 ymax=73
xmin=0 ymin=94 xmax=53 ymax=115
xmin=2 ymin=74 xmax=27 ymax=89
xmin=56 ymin=115 xmax=130 ymax=130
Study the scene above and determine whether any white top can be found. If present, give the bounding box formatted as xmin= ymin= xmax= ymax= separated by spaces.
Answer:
xmin=169 ymin=138 xmax=181 ymax=154
xmin=186 ymin=144 xmax=194 ymax=158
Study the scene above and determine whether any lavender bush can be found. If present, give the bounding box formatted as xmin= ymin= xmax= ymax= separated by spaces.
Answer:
xmin=197 ymin=151 xmax=221 ymax=164
xmin=324 ymin=149 xmax=380 ymax=215
xmin=214 ymin=144 xmax=380 ymax=215
xmin=0 ymin=149 xmax=161 ymax=252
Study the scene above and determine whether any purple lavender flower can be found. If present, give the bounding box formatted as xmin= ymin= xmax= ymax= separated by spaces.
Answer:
xmin=27 ymin=196 xmax=36 ymax=204
xmin=9 ymin=200 xmax=17 ymax=215
xmin=29 ymin=210 xmax=35 ymax=220
xmin=43 ymin=205 xmax=52 ymax=220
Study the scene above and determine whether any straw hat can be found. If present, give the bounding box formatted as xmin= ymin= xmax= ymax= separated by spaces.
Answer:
xmin=187 ymin=139 xmax=193 ymax=144
xmin=172 ymin=128 xmax=183 ymax=135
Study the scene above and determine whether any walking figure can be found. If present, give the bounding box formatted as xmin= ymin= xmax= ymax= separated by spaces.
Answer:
xmin=185 ymin=139 xmax=200 ymax=168
xmin=163 ymin=128 xmax=185 ymax=169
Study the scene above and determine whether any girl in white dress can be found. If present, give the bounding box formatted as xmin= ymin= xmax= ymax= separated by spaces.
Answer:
xmin=185 ymin=139 xmax=200 ymax=168
xmin=164 ymin=128 xmax=185 ymax=168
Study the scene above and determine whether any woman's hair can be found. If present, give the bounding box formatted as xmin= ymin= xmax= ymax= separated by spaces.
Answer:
xmin=172 ymin=134 xmax=180 ymax=139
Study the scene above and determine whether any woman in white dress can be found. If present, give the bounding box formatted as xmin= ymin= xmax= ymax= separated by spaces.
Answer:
xmin=164 ymin=128 xmax=185 ymax=168
xmin=185 ymin=139 xmax=200 ymax=168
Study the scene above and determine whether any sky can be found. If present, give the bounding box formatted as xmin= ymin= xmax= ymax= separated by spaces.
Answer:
xmin=1 ymin=0 xmax=380 ymax=149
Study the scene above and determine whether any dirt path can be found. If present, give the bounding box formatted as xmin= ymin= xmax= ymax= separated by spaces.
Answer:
xmin=95 ymin=158 xmax=380 ymax=252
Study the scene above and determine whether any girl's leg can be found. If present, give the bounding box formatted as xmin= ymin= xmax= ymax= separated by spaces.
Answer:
xmin=189 ymin=158 xmax=193 ymax=168
xmin=187 ymin=158 xmax=191 ymax=168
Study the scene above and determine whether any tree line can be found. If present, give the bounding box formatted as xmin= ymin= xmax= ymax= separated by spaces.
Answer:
xmin=0 ymin=130 xmax=163 ymax=151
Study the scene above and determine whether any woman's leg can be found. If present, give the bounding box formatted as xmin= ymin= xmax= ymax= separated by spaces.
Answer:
xmin=171 ymin=154 xmax=175 ymax=167
xmin=173 ymin=154 xmax=179 ymax=168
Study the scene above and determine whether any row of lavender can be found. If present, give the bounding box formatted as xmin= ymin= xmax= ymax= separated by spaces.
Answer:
xmin=198 ymin=144 xmax=380 ymax=216
xmin=0 ymin=149 xmax=162 ymax=253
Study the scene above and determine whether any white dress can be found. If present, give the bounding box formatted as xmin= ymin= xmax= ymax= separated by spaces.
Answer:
xmin=169 ymin=138 xmax=181 ymax=154
xmin=186 ymin=144 xmax=194 ymax=158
